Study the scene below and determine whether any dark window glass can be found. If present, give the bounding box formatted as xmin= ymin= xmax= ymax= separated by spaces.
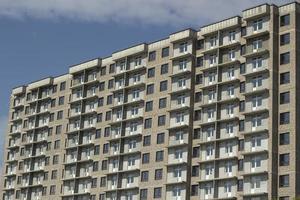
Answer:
xmin=279 ymin=175 xmax=289 ymax=187
xmin=149 ymin=51 xmax=156 ymax=61
xmin=280 ymin=14 xmax=290 ymax=26
xmin=159 ymin=98 xmax=167 ymax=109
xmin=280 ymin=72 xmax=290 ymax=84
xmin=280 ymin=112 xmax=290 ymax=124
xmin=144 ymin=118 xmax=152 ymax=129
xmin=280 ymin=52 xmax=290 ymax=65
xmin=280 ymin=132 xmax=290 ymax=145
xmin=161 ymin=64 xmax=169 ymax=74
xmin=280 ymin=33 xmax=290 ymax=46
xmin=161 ymin=47 xmax=169 ymax=58
xmin=154 ymin=187 xmax=162 ymax=198
xmin=143 ymin=135 xmax=151 ymax=146
xmin=158 ymin=115 xmax=166 ymax=126
xmin=280 ymin=153 xmax=290 ymax=166
xmin=160 ymin=80 xmax=168 ymax=92
xmin=146 ymin=84 xmax=154 ymax=94
xmin=145 ymin=101 xmax=153 ymax=112
xmin=280 ymin=92 xmax=290 ymax=104
xmin=148 ymin=67 xmax=155 ymax=78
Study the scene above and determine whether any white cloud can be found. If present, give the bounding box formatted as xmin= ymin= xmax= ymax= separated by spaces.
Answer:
xmin=0 ymin=0 xmax=294 ymax=26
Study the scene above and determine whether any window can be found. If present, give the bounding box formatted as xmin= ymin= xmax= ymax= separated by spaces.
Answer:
xmin=54 ymin=140 xmax=60 ymax=149
xmin=193 ymin=147 xmax=200 ymax=157
xmin=105 ymin=111 xmax=111 ymax=121
xmin=91 ymin=178 xmax=97 ymax=188
xmin=280 ymin=33 xmax=290 ymax=46
xmin=100 ymin=177 xmax=106 ymax=187
xmin=253 ymin=19 xmax=263 ymax=31
xmin=195 ymin=74 xmax=203 ymax=84
xmin=141 ymin=171 xmax=149 ymax=182
xmin=149 ymin=51 xmax=156 ymax=61
xmin=196 ymin=57 xmax=203 ymax=67
xmin=50 ymin=185 xmax=56 ymax=195
xmin=279 ymin=197 xmax=290 ymax=200
xmin=279 ymin=175 xmax=289 ymax=187
xmin=159 ymin=98 xmax=167 ymax=109
xmin=108 ymin=79 xmax=114 ymax=89
xmin=280 ymin=132 xmax=290 ymax=145
xmin=98 ymin=97 xmax=104 ymax=107
xmin=160 ymin=80 xmax=168 ymax=91
xmin=52 ymin=155 xmax=59 ymax=164
xmin=154 ymin=187 xmax=162 ymax=198
xmin=143 ymin=135 xmax=151 ymax=146
xmin=60 ymin=82 xmax=66 ymax=91
xmin=54 ymin=125 xmax=61 ymax=135
xmin=280 ymin=52 xmax=290 ymax=65
xmin=156 ymin=151 xmax=164 ymax=162
xmin=142 ymin=153 xmax=150 ymax=164
xmin=280 ymin=92 xmax=290 ymax=104
xmin=280 ymin=112 xmax=290 ymax=125
xmin=192 ymin=165 xmax=199 ymax=177
xmin=101 ymin=160 xmax=108 ymax=170
xmin=197 ymin=39 xmax=204 ymax=50
xmin=280 ymin=154 xmax=290 ymax=166
xmin=240 ymin=63 xmax=246 ymax=74
xmin=280 ymin=14 xmax=290 ymax=26
xmin=179 ymin=42 xmax=188 ymax=52
xmin=158 ymin=115 xmax=166 ymax=126
xmin=51 ymin=170 xmax=57 ymax=179
xmin=240 ymin=82 xmax=245 ymax=93
xmin=144 ymin=118 xmax=152 ymax=129
xmin=157 ymin=133 xmax=165 ymax=144
xmin=280 ymin=72 xmax=290 ymax=84
xmin=106 ymin=95 xmax=113 ymax=105
xmin=161 ymin=64 xmax=168 ymax=74
xmin=109 ymin=64 xmax=115 ymax=73
xmin=146 ymin=84 xmax=154 ymax=94
xmin=103 ymin=143 xmax=109 ymax=153
xmin=58 ymin=96 xmax=64 ymax=105
xmin=239 ymin=101 xmax=245 ymax=112
xmin=99 ymin=82 xmax=105 ymax=91
xmin=155 ymin=169 xmax=163 ymax=180
xmin=148 ymin=67 xmax=155 ymax=78
xmin=237 ymin=180 xmax=243 ymax=191
xmin=93 ymin=161 xmax=99 ymax=171
xmin=57 ymin=111 xmax=63 ymax=120
xmin=100 ymin=66 xmax=106 ymax=76
xmin=140 ymin=189 xmax=148 ymax=200
xmin=241 ymin=26 xmax=247 ymax=36
xmin=94 ymin=145 xmax=100 ymax=155
xmin=145 ymin=101 xmax=153 ymax=112
xmin=162 ymin=47 xmax=169 ymax=57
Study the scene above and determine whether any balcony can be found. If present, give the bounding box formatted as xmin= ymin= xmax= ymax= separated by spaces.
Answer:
xmin=244 ymin=20 xmax=269 ymax=40
xmin=171 ymin=41 xmax=193 ymax=60
xmin=167 ymin=148 xmax=188 ymax=166
xmin=170 ymin=59 xmax=192 ymax=78
xmin=166 ymin=167 xmax=187 ymax=184
xmin=170 ymin=77 xmax=191 ymax=94
xmin=168 ymin=132 xmax=188 ymax=148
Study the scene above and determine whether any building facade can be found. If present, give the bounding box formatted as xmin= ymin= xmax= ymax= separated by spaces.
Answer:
xmin=1 ymin=2 xmax=300 ymax=200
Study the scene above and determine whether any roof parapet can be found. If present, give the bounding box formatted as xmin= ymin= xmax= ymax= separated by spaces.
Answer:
xmin=200 ymin=16 xmax=241 ymax=35
xmin=27 ymin=77 xmax=53 ymax=90
xmin=12 ymin=86 xmax=26 ymax=95
xmin=112 ymin=44 xmax=147 ymax=61
xmin=169 ymin=29 xmax=196 ymax=43
xmin=242 ymin=4 xmax=270 ymax=20
xmin=69 ymin=58 xmax=101 ymax=74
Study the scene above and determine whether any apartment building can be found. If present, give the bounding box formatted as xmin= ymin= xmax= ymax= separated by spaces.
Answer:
xmin=1 ymin=2 xmax=300 ymax=200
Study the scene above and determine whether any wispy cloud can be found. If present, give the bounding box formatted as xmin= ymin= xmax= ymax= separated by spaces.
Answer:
xmin=0 ymin=0 xmax=294 ymax=26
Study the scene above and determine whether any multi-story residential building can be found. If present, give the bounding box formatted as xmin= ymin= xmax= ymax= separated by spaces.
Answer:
xmin=1 ymin=2 xmax=300 ymax=200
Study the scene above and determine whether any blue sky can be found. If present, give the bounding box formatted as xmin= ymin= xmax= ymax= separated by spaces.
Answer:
xmin=0 ymin=0 xmax=293 ymax=170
